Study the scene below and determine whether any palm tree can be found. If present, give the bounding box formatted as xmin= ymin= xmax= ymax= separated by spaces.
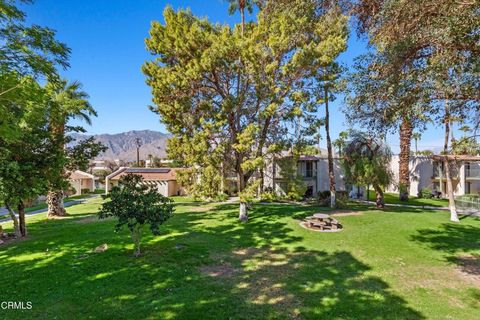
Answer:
xmin=459 ymin=125 xmax=471 ymax=138
xmin=46 ymin=80 xmax=96 ymax=217
xmin=226 ymin=0 xmax=262 ymax=35
xmin=341 ymin=131 xmax=393 ymax=209
xmin=412 ymin=132 xmax=422 ymax=155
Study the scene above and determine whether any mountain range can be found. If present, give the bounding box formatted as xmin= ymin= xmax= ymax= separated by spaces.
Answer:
xmin=70 ymin=130 xmax=170 ymax=161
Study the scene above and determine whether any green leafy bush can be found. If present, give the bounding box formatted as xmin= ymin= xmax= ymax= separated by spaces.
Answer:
xmin=336 ymin=191 xmax=349 ymax=209
xmin=260 ymin=190 xmax=279 ymax=203
xmin=419 ymin=187 xmax=432 ymax=199
xmin=214 ymin=192 xmax=229 ymax=202
xmin=317 ymin=190 xmax=349 ymax=208
xmin=317 ymin=191 xmax=331 ymax=206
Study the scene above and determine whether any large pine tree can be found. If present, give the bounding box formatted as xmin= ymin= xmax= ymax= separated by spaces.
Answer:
xmin=143 ymin=2 xmax=348 ymax=221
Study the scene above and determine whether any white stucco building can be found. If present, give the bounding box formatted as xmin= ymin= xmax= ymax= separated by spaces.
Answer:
xmin=386 ymin=155 xmax=480 ymax=197
xmin=265 ymin=154 xmax=480 ymax=199
xmin=264 ymin=155 xmax=347 ymax=197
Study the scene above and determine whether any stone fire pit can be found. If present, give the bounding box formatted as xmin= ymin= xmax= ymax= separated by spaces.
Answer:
xmin=300 ymin=213 xmax=343 ymax=232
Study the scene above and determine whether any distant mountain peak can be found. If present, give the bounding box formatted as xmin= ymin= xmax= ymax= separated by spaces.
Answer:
xmin=70 ymin=130 xmax=171 ymax=161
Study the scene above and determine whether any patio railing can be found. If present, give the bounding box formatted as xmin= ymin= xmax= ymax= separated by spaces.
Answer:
xmin=456 ymin=195 xmax=480 ymax=211
xmin=465 ymin=168 xmax=480 ymax=178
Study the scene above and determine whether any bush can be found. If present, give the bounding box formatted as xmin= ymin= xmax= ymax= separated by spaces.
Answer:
xmin=336 ymin=191 xmax=349 ymax=209
xmin=66 ymin=187 xmax=76 ymax=196
xmin=317 ymin=190 xmax=349 ymax=208
xmin=418 ymin=187 xmax=432 ymax=199
xmin=317 ymin=191 xmax=331 ymax=206
xmin=260 ymin=190 xmax=279 ymax=203
xmin=81 ymin=188 xmax=91 ymax=195
xmin=214 ymin=192 xmax=229 ymax=202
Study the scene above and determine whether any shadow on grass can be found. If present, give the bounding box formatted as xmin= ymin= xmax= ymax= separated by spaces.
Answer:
xmin=411 ymin=221 xmax=480 ymax=281
xmin=0 ymin=201 xmax=425 ymax=319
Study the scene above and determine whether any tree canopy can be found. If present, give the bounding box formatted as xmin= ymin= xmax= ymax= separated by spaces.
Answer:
xmin=143 ymin=2 xmax=348 ymax=220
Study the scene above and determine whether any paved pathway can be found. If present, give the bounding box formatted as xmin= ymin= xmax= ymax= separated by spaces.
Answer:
xmin=0 ymin=195 xmax=99 ymax=224
xmin=354 ymin=199 xmax=480 ymax=217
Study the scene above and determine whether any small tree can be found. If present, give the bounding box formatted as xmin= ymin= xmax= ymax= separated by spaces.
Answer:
xmin=276 ymin=156 xmax=307 ymax=201
xmin=341 ymin=131 xmax=393 ymax=209
xmin=99 ymin=174 xmax=174 ymax=256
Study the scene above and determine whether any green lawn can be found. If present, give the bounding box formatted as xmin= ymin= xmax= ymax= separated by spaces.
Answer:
xmin=368 ymin=191 xmax=449 ymax=207
xmin=0 ymin=198 xmax=479 ymax=319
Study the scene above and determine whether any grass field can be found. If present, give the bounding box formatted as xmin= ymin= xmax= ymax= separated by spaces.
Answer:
xmin=367 ymin=191 xmax=449 ymax=207
xmin=0 ymin=197 xmax=479 ymax=319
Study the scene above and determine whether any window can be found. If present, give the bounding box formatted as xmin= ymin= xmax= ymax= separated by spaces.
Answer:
xmin=305 ymin=162 xmax=313 ymax=178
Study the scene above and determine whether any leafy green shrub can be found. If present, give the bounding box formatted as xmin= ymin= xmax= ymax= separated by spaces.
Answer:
xmin=286 ymin=184 xmax=306 ymax=201
xmin=99 ymin=174 xmax=174 ymax=256
xmin=260 ymin=190 xmax=279 ymax=203
xmin=67 ymin=186 xmax=76 ymax=196
xmin=419 ymin=187 xmax=432 ymax=199
xmin=317 ymin=191 xmax=331 ymax=206
xmin=336 ymin=191 xmax=349 ymax=209
xmin=81 ymin=188 xmax=91 ymax=194
xmin=214 ymin=192 xmax=229 ymax=202
xmin=317 ymin=190 xmax=349 ymax=208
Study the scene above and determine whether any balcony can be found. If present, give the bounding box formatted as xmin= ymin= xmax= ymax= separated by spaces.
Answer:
xmin=466 ymin=167 xmax=480 ymax=179
xmin=432 ymin=163 xmax=459 ymax=179
xmin=432 ymin=170 xmax=459 ymax=179
xmin=298 ymin=168 xmax=315 ymax=179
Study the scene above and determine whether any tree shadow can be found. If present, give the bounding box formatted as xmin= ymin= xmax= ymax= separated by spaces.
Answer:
xmin=411 ymin=221 xmax=480 ymax=280
xmin=0 ymin=200 xmax=426 ymax=319
xmin=411 ymin=223 xmax=480 ymax=256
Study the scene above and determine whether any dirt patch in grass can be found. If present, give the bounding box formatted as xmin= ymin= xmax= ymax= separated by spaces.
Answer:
xmin=0 ymin=234 xmax=30 ymax=246
xmin=330 ymin=210 xmax=363 ymax=217
xmin=75 ymin=216 xmax=99 ymax=224
xmin=233 ymin=247 xmax=303 ymax=318
xmin=232 ymin=247 xmax=260 ymax=257
xmin=47 ymin=215 xmax=71 ymax=220
xmin=187 ymin=205 xmax=213 ymax=213
xmin=202 ymin=247 xmax=303 ymax=318
xmin=455 ymin=255 xmax=480 ymax=287
xmin=199 ymin=262 xmax=237 ymax=277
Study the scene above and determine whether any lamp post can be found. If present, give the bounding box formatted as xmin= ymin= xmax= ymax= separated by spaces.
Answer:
xmin=135 ymin=138 xmax=141 ymax=167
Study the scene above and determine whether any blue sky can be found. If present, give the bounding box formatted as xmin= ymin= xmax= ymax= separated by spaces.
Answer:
xmin=23 ymin=0 xmax=451 ymax=153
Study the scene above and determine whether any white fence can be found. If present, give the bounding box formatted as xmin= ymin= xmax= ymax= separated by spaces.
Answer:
xmin=455 ymin=195 xmax=480 ymax=212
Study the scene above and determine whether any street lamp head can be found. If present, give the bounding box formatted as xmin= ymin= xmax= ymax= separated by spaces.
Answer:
xmin=135 ymin=138 xmax=142 ymax=148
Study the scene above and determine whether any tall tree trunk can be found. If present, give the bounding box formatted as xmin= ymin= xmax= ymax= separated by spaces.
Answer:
xmin=47 ymin=190 xmax=67 ymax=218
xmin=220 ymin=161 xmax=225 ymax=193
xmin=444 ymin=99 xmax=459 ymax=222
xmin=324 ymin=80 xmax=336 ymax=208
xmin=5 ymin=204 xmax=20 ymax=237
xmin=17 ymin=201 xmax=26 ymax=237
xmin=259 ymin=167 xmax=264 ymax=194
xmin=236 ymin=158 xmax=248 ymax=222
xmin=373 ymin=184 xmax=385 ymax=209
xmin=399 ymin=117 xmax=413 ymax=201
xmin=240 ymin=7 xmax=245 ymax=36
